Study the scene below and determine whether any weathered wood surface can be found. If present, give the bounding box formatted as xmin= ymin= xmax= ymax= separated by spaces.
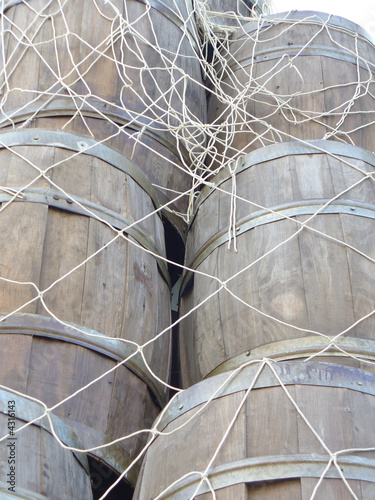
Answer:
xmin=0 ymin=0 xmax=206 ymax=216
xmin=0 ymin=138 xmax=171 ymax=481
xmin=180 ymin=142 xmax=375 ymax=385
xmin=208 ymin=11 xmax=375 ymax=166
xmin=134 ymin=362 xmax=375 ymax=499
xmin=0 ymin=392 xmax=92 ymax=499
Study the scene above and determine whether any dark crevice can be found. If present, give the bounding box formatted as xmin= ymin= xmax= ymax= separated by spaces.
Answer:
xmin=88 ymin=456 xmax=134 ymax=500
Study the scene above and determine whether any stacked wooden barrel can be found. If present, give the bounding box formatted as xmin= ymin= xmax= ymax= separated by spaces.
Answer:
xmin=2 ymin=3 xmax=375 ymax=498
xmin=0 ymin=0 xmax=205 ymax=496
xmin=134 ymin=10 xmax=375 ymax=500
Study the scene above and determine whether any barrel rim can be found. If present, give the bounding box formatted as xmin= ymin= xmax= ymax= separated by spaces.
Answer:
xmin=207 ymin=336 xmax=375 ymax=377
xmin=0 ymin=312 xmax=168 ymax=407
xmin=234 ymin=10 xmax=375 ymax=45
xmin=146 ymin=454 xmax=375 ymax=499
xmin=158 ymin=361 xmax=375 ymax=430
xmin=0 ymin=388 xmax=89 ymax=473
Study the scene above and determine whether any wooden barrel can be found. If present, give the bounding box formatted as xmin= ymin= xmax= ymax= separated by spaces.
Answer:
xmin=207 ymin=11 xmax=375 ymax=167
xmin=0 ymin=0 xmax=207 ymax=221
xmin=0 ymin=129 xmax=171 ymax=485
xmin=179 ymin=141 xmax=375 ymax=386
xmin=0 ymin=389 xmax=92 ymax=499
xmin=134 ymin=361 xmax=375 ymax=499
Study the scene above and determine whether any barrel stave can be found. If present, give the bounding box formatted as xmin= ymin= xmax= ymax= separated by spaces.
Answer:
xmin=0 ymin=202 xmax=49 ymax=315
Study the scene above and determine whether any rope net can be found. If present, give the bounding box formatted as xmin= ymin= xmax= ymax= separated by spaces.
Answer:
xmin=0 ymin=0 xmax=374 ymax=498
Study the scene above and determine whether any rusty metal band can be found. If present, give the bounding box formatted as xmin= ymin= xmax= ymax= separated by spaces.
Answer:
xmin=0 ymin=313 xmax=167 ymax=407
xmin=195 ymin=140 xmax=375 ymax=220
xmin=155 ymin=454 xmax=375 ymax=499
xmin=0 ymin=99 xmax=189 ymax=162
xmin=181 ymin=199 xmax=375 ymax=295
xmin=0 ymin=388 xmax=90 ymax=473
xmin=0 ymin=128 xmax=187 ymax=241
xmin=226 ymin=44 xmax=375 ymax=74
xmin=0 ymin=185 xmax=171 ymax=287
xmin=158 ymin=361 xmax=375 ymax=429
xmin=235 ymin=10 xmax=374 ymax=44
xmin=0 ymin=484 xmax=52 ymax=500
xmin=208 ymin=336 xmax=375 ymax=377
